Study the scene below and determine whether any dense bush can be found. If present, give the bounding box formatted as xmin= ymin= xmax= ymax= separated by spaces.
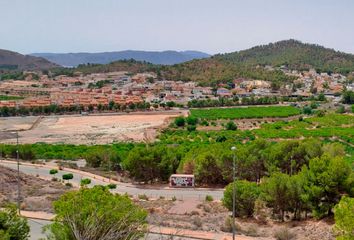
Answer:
xmin=49 ymin=169 xmax=58 ymax=175
xmin=107 ymin=183 xmax=117 ymax=189
xmin=225 ymin=121 xmax=237 ymax=131
xmin=174 ymin=116 xmax=186 ymax=127
xmin=187 ymin=125 xmax=197 ymax=132
xmin=122 ymin=145 xmax=181 ymax=182
xmin=80 ymin=178 xmax=91 ymax=186
xmin=0 ymin=204 xmax=30 ymax=240
xmin=342 ymin=90 xmax=354 ymax=104
xmin=62 ymin=173 xmax=74 ymax=181
xmin=44 ymin=186 xmax=147 ymax=240
xmin=185 ymin=116 xmax=198 ymax=125
xmin=333 ymin=196 xmax=354 ymax=240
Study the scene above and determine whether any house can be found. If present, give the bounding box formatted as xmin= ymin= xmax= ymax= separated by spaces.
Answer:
xmin=216 ymin=88 xmax=232 ymax=97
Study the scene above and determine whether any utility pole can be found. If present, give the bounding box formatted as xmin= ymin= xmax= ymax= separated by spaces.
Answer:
xmin=16 ymin=131 xmax=21 ymax=215
xmin=231 ymin=146 xmax=236 ymax=240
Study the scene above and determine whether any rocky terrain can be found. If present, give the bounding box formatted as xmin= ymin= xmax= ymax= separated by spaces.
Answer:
xmin=0 ymin=165 xmax=67 ymax=212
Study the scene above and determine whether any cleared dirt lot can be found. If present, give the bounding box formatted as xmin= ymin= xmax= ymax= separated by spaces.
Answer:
xmin=0 ymin=116 xmax=39 ymax=131
xmin=0 ymin=111 xmax=186 ymax=144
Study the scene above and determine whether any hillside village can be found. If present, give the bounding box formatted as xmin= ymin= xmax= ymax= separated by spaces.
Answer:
xmin=0 ymin=66 xmax=352 ymax=111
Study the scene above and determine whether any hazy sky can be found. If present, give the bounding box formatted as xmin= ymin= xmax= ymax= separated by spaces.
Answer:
xmin=1 ymin=0 xmax=353 ymax=55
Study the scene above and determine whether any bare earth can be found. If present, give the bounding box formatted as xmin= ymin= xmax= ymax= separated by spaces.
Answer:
xmin=0 ymin=111 xmax=185 ymax=144
xmin=0 ymin=165 xmax=67 ymax=212
xmin=140 ymin=199 xmax=335 ymax=240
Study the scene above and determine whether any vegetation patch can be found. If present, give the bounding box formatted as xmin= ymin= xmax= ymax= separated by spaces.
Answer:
xmin=0 ymin=95 xmax=24 ymax=100
xmin=190 ymin=106 xmax=300 ymax=120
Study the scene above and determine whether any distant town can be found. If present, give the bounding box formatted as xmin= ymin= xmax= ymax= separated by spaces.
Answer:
xmin=0 ymin=65 xmax=353 ymax=112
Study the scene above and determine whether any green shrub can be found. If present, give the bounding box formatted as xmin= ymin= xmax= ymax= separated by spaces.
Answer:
xmin=186 ymin=116 xmax=198 ymax=125
xmin=310 ymin=102 xmax=318 ymax=109
xmin=200 ymin=120 xmax=209 ymax=126
xmin=303 ymin=106 xmax=312 ymax=115
xmin=107 ymin=183 xmax=117 ymax=189
xmin=174 ymin=117 xmax=185 ymax=127
xmin=216 ymin=135 xmax=227 ymax=142
xmin=80 ymin=178 xmax=91 ymax=186
xmin=49 ymin=169 xmax=58 ymax=175
xmin=205 ymin=195 xmax=214 ymax=202
xmin=225 ymin=121 xmax=237 ymax=131
xmin=187 ymin=125 xmax=197 ymax=132
xmin=62 ymin=173 xmax=74 ymax=181
xmin=315 ymin=110 xmax=325 ymax=117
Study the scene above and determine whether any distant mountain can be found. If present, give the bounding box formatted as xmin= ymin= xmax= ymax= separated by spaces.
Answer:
xmin=31 ymin=50 xmax=210 ymax=67
xmin=0 ymin=49 xmax=59 ymax=71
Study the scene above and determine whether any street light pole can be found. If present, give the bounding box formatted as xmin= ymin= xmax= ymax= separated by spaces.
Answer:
xmin=16 ymin=131 xmax=21 ymax=215
xmin=231 ymin=146 xmax=236 ymax=240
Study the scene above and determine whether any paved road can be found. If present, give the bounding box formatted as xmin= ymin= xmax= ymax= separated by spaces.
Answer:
xmin=0 ymin=160 xmax=224 ymax=200
xmin=28 ymin=219 xmax=49 ymax=240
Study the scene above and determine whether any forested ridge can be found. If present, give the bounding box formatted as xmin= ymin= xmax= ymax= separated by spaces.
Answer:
xmin=63 ymin=40 xmax=354 ymax=86
xmin=219 ymin=39 xmax=354 ymax=73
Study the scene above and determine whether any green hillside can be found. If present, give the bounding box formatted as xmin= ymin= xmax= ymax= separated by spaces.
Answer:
xmin=54 ymin=40 xmax=354 ymax=86
xmin=219 ymin=39 xmax=354 ymax=73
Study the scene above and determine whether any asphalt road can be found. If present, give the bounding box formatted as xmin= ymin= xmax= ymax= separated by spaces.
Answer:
xmin=0 ymin=161 xmax=224 ymax=200
xmin=28 ymin=219 xmax=49 ymax=240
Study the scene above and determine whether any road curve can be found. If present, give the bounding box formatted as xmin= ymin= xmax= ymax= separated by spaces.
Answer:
xmin=0 ymin=160 xmax=224 ymax=200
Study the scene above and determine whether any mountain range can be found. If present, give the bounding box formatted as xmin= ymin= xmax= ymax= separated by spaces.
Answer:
xmin=2 ymin=40 xmax=354 ymax=86
xmin=0 ymin=49 xmax=59 ymax=71
xmin=31 ymin=50 xmax=210 ymax=67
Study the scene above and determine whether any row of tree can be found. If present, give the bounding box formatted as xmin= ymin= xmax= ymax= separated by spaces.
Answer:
xmin=2 ymin=139 xmax=350 ymax=188
xmin=223 ymin=151 xmax=352 ymax=221
xmin=1 ymin=186 xmax=352 ymax=240
xmin=0 ymin=102 xmax=151 ymax=117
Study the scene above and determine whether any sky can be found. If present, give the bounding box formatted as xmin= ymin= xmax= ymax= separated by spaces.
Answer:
xmin=0 ymin=0 xmax=354 ymax=55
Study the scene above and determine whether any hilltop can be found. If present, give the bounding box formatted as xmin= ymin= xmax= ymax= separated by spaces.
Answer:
xmin=218 ymin=39 xmax=354 ymax=72
xmin=31 ymin=50 xmax=210 ymax=67
xmin=159 ymin=39 xmax=354 ymax=85
xmin=0 ymin=49 xmax=59 ymax=71
xmin=66 ymin=40 xmax=354 ymax=86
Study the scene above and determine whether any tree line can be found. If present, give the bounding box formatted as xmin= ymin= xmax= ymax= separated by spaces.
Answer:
xmin=0 ymin=101 xmax=151 ymax=117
